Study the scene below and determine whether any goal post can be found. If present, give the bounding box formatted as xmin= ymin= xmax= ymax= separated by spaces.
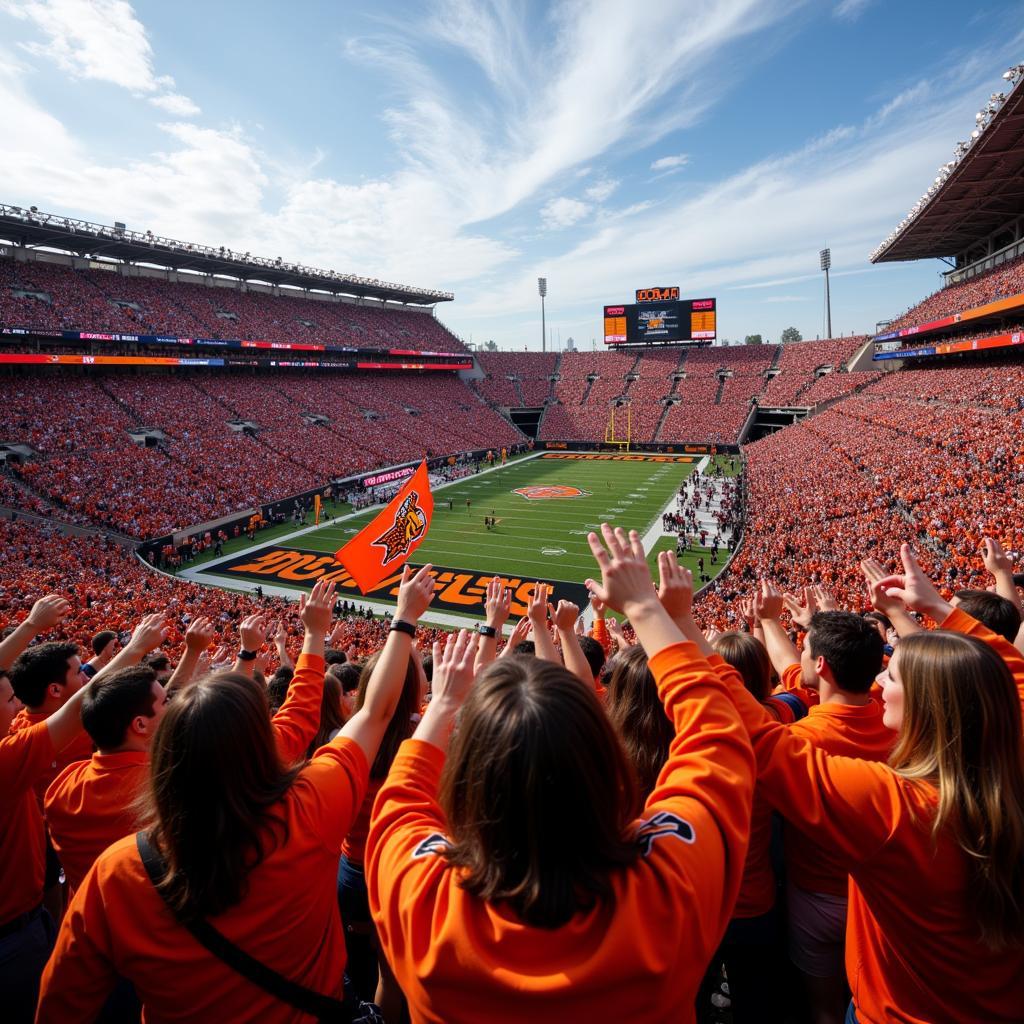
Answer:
xmin=605 ymin=403 xmax=631 ymax=450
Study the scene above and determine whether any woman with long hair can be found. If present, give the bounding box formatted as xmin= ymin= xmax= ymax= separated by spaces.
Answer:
xmin=604 ymin=644 xmax=673 ymax=806
xmin=703 ymin=544 xmax=1024 ymax=1023
xmin=37 ymin=568 xmax=438 ymax=1024
xmin=367 ymin=530 xmax=755 ymax=1023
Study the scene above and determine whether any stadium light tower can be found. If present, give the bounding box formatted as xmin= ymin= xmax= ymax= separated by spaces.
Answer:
xmin=820 ymin=248 xmax=832 ymax=339
xmin=538 ymin=277 xmax=547 ymax=353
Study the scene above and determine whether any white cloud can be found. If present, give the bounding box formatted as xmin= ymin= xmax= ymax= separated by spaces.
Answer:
xmin=450 ymin=58 xmax=998 ymax=346
xmin=540 ymin=197 xmax=590 ymax=229
xmin=584 ymin=177 xmax=619 ymax=203
xmin=650 ymin=153 xmax=690 ymax=171
xmin=3 ymin=0 xmax=157 ymax=90
xmin=149 ymin=92 xmax=200 ymax=117
xmin=834 ymin=0 xmax=873 ymax=21
xmin=3 ymin=0 xmax=200 ymax=117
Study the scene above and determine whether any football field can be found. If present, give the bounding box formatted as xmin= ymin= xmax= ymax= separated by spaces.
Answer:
xmin=199 ymin=453 xmax=719 ymax=620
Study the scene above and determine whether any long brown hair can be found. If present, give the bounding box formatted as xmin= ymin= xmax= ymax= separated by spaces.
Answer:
xmin=306 ymin=673 xmax=346 ymax=758
xmin=140 ymin=672 xmax=301 ymax=921
xmin=713 ymin=631 xmax=771 ymax=700
xmin=604 ymin=645 xmax=673 ymax=805
xmin=890 ymin=631 xmax=1024 ymax=949
xmin=440 ymin=658 xmax=638 ymax=929
xmin=355 ymin=650 xmax=421 ymax=779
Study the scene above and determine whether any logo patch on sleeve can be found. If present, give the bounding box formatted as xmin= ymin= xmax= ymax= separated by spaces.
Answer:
xmin=635 ymin=812 xmax=695 ymax=856
xmin=412 ymin=833 xmax=452 ymax=859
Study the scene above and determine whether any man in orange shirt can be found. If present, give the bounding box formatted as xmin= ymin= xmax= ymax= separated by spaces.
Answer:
xmin=45 ymin=664 xmax=169 ymax=896
xmin=8 ymin=642 xmax=95 ymax=804
xmin=756 ymin=585 xmax=891 ymax=1024
xmin=0 ymin=602 xmax=164 ymax=1023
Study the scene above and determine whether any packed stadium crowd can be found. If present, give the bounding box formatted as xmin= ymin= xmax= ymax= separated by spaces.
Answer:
xmin=0 ymin=258 xmax=466 ymax=352
xmin=0 ymin=370 xmax=521 ymax=538
xmin=885 ymin=250 xmax=1024 ymax=330
xmin=3 ymin=509 xmax=1023 ymax=1023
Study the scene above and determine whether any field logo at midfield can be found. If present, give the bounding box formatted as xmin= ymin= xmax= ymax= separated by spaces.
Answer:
xmin=513 ymin=485 xmax=591 ymax=500
xmin=372 ymin=490 xmax=427 ymax=563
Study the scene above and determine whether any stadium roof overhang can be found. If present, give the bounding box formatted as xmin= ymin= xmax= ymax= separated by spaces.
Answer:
xmin=0 ymin=206 xmax=453 ymax=306
xmin=871 ymin=77 xmax=1024 ymax=263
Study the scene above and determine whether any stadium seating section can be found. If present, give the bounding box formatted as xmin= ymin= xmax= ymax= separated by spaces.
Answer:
xmin=698 ymin=356 xmax=1024 ymax=626
xmin=0 ymin=370 xmax=521 ymax=538
xmin=0 ymin=257 xmax=466 ymax=351
xmin=885 ymin=251 xmax=1024 ymax=330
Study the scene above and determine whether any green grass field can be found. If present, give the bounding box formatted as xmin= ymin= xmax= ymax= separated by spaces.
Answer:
xmin=199 ymin=453 xmax=727 ymax=618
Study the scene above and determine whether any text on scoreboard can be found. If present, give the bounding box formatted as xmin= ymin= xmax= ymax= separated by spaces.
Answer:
xmin=603 ymin=297 xmax=716 ymax=344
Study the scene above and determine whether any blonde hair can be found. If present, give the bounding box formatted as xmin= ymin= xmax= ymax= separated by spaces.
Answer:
xmin=890 ymin=631 xmax=1024 ymax=949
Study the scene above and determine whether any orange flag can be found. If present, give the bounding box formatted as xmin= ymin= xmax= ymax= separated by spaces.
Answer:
xmin=335 ymin=460 xmax=434 ymax=594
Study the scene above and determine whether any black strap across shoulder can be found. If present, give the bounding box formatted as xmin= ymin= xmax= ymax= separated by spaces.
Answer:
xmin=136 ymin=832 xmax=352 ymax=1022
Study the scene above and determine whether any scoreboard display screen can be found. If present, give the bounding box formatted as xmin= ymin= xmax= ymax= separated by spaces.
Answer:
xmin=603 ymin=297 xmax=716 ymax=345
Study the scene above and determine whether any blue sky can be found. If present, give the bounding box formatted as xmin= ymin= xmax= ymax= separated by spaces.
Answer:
xmin=1 ymin=0 xmax=1022 ymax=349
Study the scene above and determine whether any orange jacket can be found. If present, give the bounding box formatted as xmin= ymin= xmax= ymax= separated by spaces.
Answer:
xmin=366 ymin=640 xmax=754 ymax=1023
xmin=270 ymin=653 xmax=326 ymax=765
xmin=8 ymin=708 xmax=94 ymax=807
xmin=37 ymin=657 xmax=369 ymax=1024
xmin=707 ymin=654 xmax=809 ymax=920
xmin=44 ymin=750 xmax=149 ymax=896
xmin=719 ymin=608 xmax=1024 ymax=1024
xmin=785 ymin=699 xmax=894 ymax=897
xmin=0 ymin=721 xmax=56 ymax=922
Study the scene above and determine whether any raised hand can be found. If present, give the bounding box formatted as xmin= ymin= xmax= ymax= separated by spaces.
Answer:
xmin=875 ymin=543 xmax=951 ymax=620
xmin=394 ymin=564 xmax=437 ymax=623
xmin=982 ymin=536 xmax=1014 ymax=577
xmin=239 ymin=612 xmax=272 ymax=652
xmin=782 ymin=587 xmax=817 ymax=630
xmin=551 ymin=599 xmax=580 ymax=632
xmin=430 ymin=629 xmax=479 ymax=708
xmin=656 ymin=550 xmax=693 ymax=624
xmin=754 ymin=580 xmax=784 ymax=622
xmin=498 ymin=616 xmax=531 ymax=657
xmin=183 ymin=615 xmax=216 ymax=652
xmin=484 ymin=576 xmax=513 ymax=630
xmin=585 ymin=524 xmax=658 ymax=617
xmin=25 ymin=594 xmax=71 ymax=632
xmin=606 ymin=616 xmax=631 ymax=651
xmin=527 ymin=581 xmax=552 ymax=625
xmin=299 ymin=578 xmax=337 ymax=637
xmin=589 ymin=593 xmax=607 ymax=619
xmin=738 ymin=595 xmax=757 ymax=630
xmin=812 ymin=585 xmax=839 ymax=612
xmin=128 ymin=612 xmax=170 ymax=655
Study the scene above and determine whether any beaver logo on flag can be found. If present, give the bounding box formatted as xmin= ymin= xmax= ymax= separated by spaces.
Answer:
xmin=513 ymin=485 xmax=590 ymax=500
xmin=372 ymin=490 xmax=427 ymax=563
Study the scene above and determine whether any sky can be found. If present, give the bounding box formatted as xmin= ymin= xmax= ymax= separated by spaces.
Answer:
xmin=1 ymin=0 xmax=1022 ymax=350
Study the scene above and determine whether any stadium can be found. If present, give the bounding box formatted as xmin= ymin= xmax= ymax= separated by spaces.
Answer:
xmin=3 ymin=6 xmax=1024 ymax=1024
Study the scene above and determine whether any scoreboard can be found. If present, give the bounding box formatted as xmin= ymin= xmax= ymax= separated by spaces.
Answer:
xmin=603 ymin=295 xmax=716 ymax=345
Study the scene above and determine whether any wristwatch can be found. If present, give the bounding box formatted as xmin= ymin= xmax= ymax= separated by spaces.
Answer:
xmin=237 ymin=648 xmax=258 ymax=662
xmin=389 ymin=619 xmax=416 ymax=637
xmin=477 ymin=624 xmax=497 ymax=638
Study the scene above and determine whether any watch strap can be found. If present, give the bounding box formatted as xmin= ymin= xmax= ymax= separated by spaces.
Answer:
xmin=237 ymin=649 xmax=258 ymax=662
xmin=389 ymin=619 xmax=416 ymax=637
xmin=477 ymin=624 xmax=497 ymax=638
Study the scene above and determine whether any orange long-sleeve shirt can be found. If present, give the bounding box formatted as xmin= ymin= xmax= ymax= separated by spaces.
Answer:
xmin=719 ymin=608 xmax=1024 ymax=1024
xmin=0 ymin=721 xmax=57 ymax=923
xmin=707 ymin=654 xmax=809 ymax=919
xmin=44 ymin=750 xmax=149 ymax=896
xmin=785 ymin=699 xmax=894 ymax=897
xmin=37 ymin=655 xmax=368 ymax=1024
xmin=366 ymin=640 xmax=755 ymax=1024
xmin=271 ymin=653 xmax=325 ymax=765
xmin=8 ymin=708 xmax=94 ymax=807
